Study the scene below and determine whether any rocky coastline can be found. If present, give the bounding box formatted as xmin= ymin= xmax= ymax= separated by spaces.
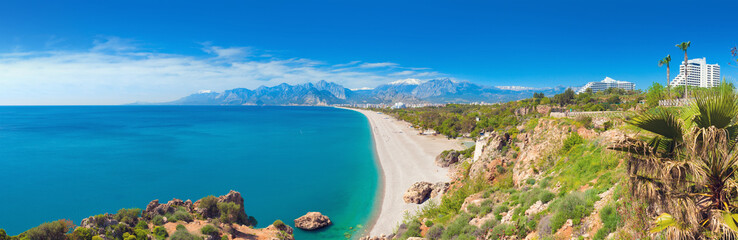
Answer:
xmin=2 ymin=191 xmax=295 ymax=240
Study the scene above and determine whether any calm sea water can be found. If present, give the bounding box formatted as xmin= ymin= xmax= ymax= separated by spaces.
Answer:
xmin=0 ymin=106 xmax=379 ymax=240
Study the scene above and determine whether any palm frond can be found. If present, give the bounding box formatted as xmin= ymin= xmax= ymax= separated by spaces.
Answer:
xmin=627 ymin=109 xmax=684 ymax=145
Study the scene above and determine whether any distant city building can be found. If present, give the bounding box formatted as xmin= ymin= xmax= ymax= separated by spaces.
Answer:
xmin=669 ymin=58 xmax=721 ymax=88
xmin=576 ymin=77 xmax=635 ymax=94
xmin=391 ymin=102 xmax=406 ymax=109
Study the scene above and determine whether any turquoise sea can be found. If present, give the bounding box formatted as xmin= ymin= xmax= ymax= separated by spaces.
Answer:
xmin=0 ymin=106 xmax=379 ymax=240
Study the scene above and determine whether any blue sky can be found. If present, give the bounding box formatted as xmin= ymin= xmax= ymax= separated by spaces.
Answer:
xmin=0 ymin=0 xmax=737 ymax=104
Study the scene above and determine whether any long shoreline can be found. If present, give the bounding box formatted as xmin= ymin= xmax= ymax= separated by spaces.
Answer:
xmin=338 ymin=107 xmax=463 ymax=237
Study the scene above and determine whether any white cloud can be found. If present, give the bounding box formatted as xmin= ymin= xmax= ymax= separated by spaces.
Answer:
xmin=202 ymin=45 xmax=251 ymax=59
xmin=333 ymin=60 xmax=361 ymax=68
xmin=390 ymin=70 xmax=415 ymax=76
xmin=359 ymin=62 xmax=398 ymax=68
xmin=91 ymin=36 xmax=137 ymax=52
xmin=0 ymin=40 xmax=445 ymax=105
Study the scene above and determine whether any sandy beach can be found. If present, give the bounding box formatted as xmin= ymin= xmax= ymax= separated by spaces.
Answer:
xmin=343 ymin=108 xmax=463 ymax=236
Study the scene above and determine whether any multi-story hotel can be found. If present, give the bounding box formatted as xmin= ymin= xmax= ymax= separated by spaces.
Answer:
xmin=576 ymin=77 xmax=635 ymax=94
xmin=669 ymin=57 xmax=721 ymax=88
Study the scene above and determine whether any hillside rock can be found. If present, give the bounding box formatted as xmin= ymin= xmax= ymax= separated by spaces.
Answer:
xmin=144 ymin=198 xmax=191 ymax=216
xmin=513 ymin=119 xmax=570 ymax=185
xmin=294 ymin=212 xmax=332 ymax=230
xmin=403 ymin=182 xmax=434 ymax=204
xmin=487 ymin=132 xmax=510 ymax=151
xmin=430 ymin=182 xmax=450 ymax=198
xmin=435 ymin=150 xmax=460 ymax=167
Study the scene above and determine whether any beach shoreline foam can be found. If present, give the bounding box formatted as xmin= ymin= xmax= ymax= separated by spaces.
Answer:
xmin=338 ymin=107 xmax=463 ymax=237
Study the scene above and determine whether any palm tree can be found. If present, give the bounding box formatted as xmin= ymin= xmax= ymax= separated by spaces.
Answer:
xmin=659 ymin=55 xmax=672 ymax=98
xmin=676 ymin=41 xmax=691 ymax=98
xmin=612 ymin=82 xmax=738 ymax=238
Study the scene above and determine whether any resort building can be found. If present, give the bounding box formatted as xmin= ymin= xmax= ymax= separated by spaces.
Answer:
xmin=391 ymin=102 xmax=406 ymax=109
xmin=669 ymin=58 xmax=721 ymax=88
xmin=576 ymin=77 xmax=635 ymax=94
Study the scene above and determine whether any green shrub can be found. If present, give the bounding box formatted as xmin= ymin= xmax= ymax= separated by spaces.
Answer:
xmin=91 ymin=214 xmax=107 ymax=228
xmin=426 ymin=224 xmax=444 ymax=240
xmin=153 ymin=226 xmax=168 ymax=239
xmin=217 ymin=202 xmax=241 ymax=224
xmin=554 ymin=142 xmax=620 ymax=192
xmin=70 ymin=227 xmax=93 ymax=240
xmin=401 ymin=220 xmax=422 ymax=239
xmin=525 ymin=178 xmax=536 ymax=185
xmin=134 ymin=220 xmax=148 ymax=230
xmin=540 ymin=191 xmax=556 ymax=203
xmin=170 ymin=210 xmax=193 ymax=223
xmin=560 ymin=132 xmax=584 ymax=153
xmin=489 ymin=223 xmax=514 ymax=239
xmin=272 ymin=219 xmax=285 ymax=228
xmin=152 ymin=215 xmax=165 ymax=226
xmin=441 ymin=214 xmax=477 ymax=239
xmin=201 ymin=224 xmax=220 ymax=236
xmin=134 ymin=229 xmax=148 ymax=240
xmin=493 ymin=205 xmax=509 ymax=220
xmin=480 ymin=219 xmax=499 ymax=232
xmin=115 ymin=208 xmax=141 ymax=225
xmin=593 ymin=204 xmax=621 ymax=240
xmin=550 ymin=192 xmax=593 ymax=232
xmin=176 ymin=224 xmax=186 ymax=231
xmin=92 ymin=236 xmax=103 ymax=240
xmin=0 ymin=229 xmax=7 ymax=240
xmin=24 ymin=220 xmax=73 ymax=240
xmin=169 ymin=229 xmax=201 ymax=240
xmin=123 ymin=232 xmax=136 ymax=240
xmin=198 ymin=195 xmax=218 ymax=216
xmin=424 ymin=220 xmax=434 ymax=227
xmin=109 ymin=223 xmax=131 ymax=240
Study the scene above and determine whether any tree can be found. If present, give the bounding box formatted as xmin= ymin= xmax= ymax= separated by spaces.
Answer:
xmin=676 ymin=41 xmax=691 ymax=98
xmin=612 ymin=82 xmax=738 ymax=238
xmin=659 ymin=55 xmax=672 ymax=86
xmin=659 ymin=55 xmax=672 ymax=97
xmin=554 ymin=88 xmax=576 ymax=106
xmin=24 ymin=220 xmax=74 ymax=240
xmin=645 ymin=82 xmax=665 ymax=107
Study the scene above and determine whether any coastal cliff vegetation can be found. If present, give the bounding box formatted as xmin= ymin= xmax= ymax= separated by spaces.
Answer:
xmin=372 ymin=83 xmax=738 ymax=239
xmin=374 ymin=87 xmax=647 ymax=139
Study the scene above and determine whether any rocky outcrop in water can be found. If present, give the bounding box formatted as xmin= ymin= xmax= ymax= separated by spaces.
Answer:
xmin=294 ymin=212 xmax=332 ymax=230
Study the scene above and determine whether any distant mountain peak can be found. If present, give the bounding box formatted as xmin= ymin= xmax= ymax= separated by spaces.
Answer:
xmin=157 ymin=79 xmax=564 ymax=106
xmin=495 ymin=86 xmax=550 ymax=91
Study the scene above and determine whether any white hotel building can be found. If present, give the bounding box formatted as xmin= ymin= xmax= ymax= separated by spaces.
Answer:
xmin=576 ymin=77 xmax=635 ymax=94
xmin=669 ymin=58 xmax=721 ymax=88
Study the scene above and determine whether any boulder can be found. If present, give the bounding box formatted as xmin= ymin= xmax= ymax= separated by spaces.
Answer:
xmin=403 ymin=182 xmax=433 ymax=204
xmin=487 ymin=132 xmax=510 ymax=151
xmin=430 ymin=182 xmax=450 ymax=198
xmin=435 ymin=150 xmax=460 ymax=167
xmin=294 ymin=212 xmax=332 ymax=230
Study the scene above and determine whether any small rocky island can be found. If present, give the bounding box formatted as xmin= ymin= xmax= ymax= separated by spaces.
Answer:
xmin=1 ymin=190 xmax=294 ymax=240
xmin=294 ymin=212 xmax=332 ymax=230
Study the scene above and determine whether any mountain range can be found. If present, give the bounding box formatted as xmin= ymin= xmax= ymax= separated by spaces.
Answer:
xmin=159 ymin=78 xmax=566 ymax=105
